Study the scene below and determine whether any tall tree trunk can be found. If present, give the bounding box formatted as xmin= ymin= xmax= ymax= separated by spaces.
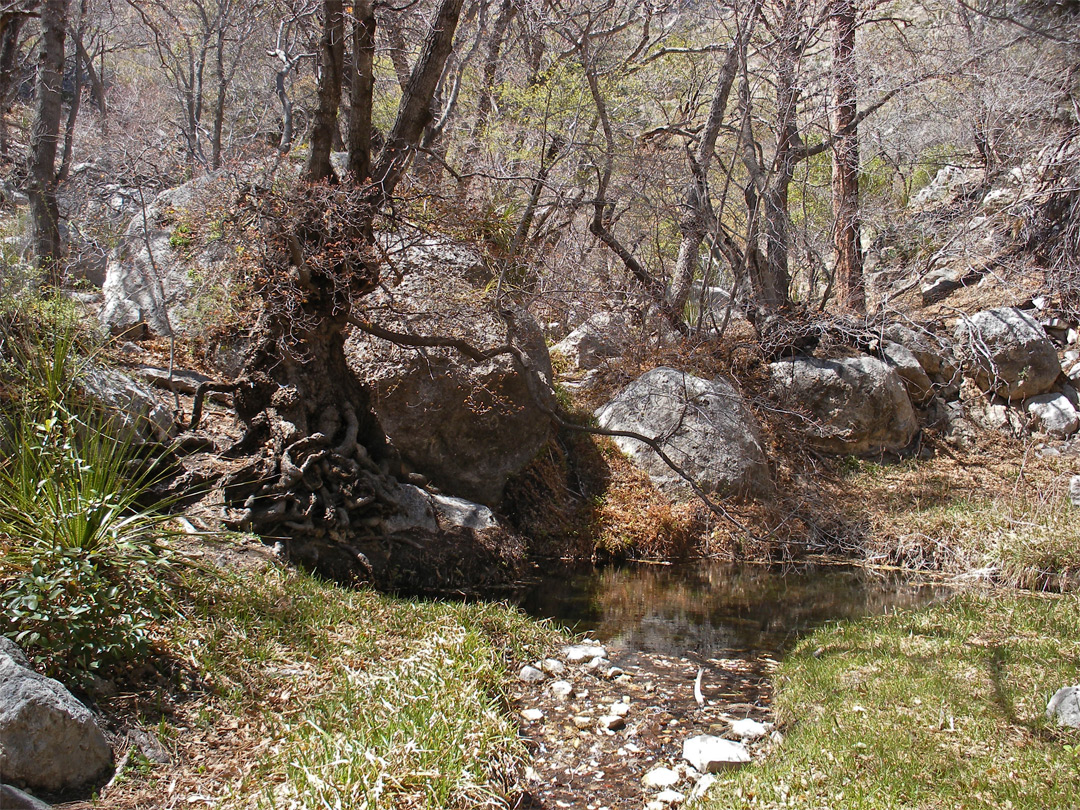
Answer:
xmin=27 ymin=0 xmax=68 ymax=280
xmin=306 ymin=0 xmax=344 ymax=182
xmin=0 ymin=9 xmax=28 ymax=158
xmin=347 ymin=1 xmax=375 ymax=182
xmin=830 ymin=0 xmax=864 ymax=312
xmin=211 ymin=23 xmax=227 ymax=169
xmin=370 ymin=0 xmax=465 ymax=195
xmin=667 ymin=4 xmax=757 ymax=315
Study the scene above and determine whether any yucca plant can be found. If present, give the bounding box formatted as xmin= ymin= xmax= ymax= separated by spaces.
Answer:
xmin=0 ymin=300 xmax=182 ymax=681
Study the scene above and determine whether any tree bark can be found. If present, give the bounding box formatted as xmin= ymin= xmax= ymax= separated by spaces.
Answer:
xmin=830 ymin=0 xmax=865 ymax=312
xmin=27 ymin=0 xmax=68 ymax=280
xmin=370 ymin=0 xmax=465 ymax=196
xmin=667 ymin=3 xmax=758 ymax=315
xmin=306 ymin=0 xmax=344 ymax=182
xmin=347 ymin=0 xmax=375 ymax=182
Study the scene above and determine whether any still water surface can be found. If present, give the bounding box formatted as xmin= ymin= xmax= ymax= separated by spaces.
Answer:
xmin=518 ymin=561 xmax=948 ymax=658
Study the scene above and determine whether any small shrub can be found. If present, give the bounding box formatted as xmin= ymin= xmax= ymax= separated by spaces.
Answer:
xmin=0 ymin=410 xmax=180 ymax=680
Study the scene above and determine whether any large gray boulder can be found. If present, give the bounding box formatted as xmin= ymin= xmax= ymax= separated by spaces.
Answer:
xmin=954 ymin=308 xmax=1061 ymax=400
xmin=77 ymin=366 xmax=175 ymax=444
xmin=346 ymin=267 xmax=553 ymax=508
xmin=100 ymin=175 xmax=235 ymax=338
xmin=552 ymin=311 xmax=633 ymax=371
xmin=594 ymin=367 xmax=771 ymax=498
xmin=769 ymin=355 xmax=918 ymax=455
xmin=0 ymin=643 xmax=113 ymax=792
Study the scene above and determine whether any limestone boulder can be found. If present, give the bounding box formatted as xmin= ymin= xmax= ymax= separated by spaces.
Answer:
xmin=100 ymin=175 xmax=240 ymax=338
xmin=594 ymin=367 xmax=771 ymax=498
xmin=769 ymin=356 xmax=918 ymax=455
xmin=880 ymin=341 xmax=934 ymax=405
xmin=954 ymin=308 xmax=1061 ymax=400
xmin=552 ymin=311 xmax=633 ymax=371
xmin=346 ymin=267 xmax=553 ymax=508
xmin=77 ymin=366 xmax=175 ymax=444
xmin=1023 ymin=392 xmax=1080 ymax=438
xmin=0 ymin=643 xmax=113 ymax=792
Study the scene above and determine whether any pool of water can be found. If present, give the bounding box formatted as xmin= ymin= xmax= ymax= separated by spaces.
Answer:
xmin=517 ymin=560 xmax=949 ymax=658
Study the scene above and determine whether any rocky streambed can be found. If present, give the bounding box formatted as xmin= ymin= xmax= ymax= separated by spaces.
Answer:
xmin=511 ymin=640 xmax=778 ymax=809
xmin=508 ymin=562 xmax=948 ymax=808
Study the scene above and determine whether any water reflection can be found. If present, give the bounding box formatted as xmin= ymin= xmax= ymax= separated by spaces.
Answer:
xmin=518 ymin=561 xmax=948 ymax=657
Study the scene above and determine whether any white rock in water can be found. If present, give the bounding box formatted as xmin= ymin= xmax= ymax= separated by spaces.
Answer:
xmin=521 ymin=708 xmax=544 ymax=722
xmin=1047 ymin=685 xmax=1080 ymax=728
xmin=682 ymin=734 xmax=750 ymax=773
xmin=654 ymin=788 xmax=686 ymax=805
xmin=563 ymin=644 xmax=606 ymax=662
xmin=519 ymin=665 xmax=545 ymax=683
xmin=642 ymin=766 xmax=681 ymax=788
xmin=730 ymin=718 xmax=769 ymax=739
xmin=549 ymin=679 xmax=573 ymax=699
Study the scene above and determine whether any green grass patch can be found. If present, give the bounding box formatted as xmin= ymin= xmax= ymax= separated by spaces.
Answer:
xmin=128 ymin=559 xmax=564 ymax=809
xmin=707 ymin=591 xmax=1080 ymax=809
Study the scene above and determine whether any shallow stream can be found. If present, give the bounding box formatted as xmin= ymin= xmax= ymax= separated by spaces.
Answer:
xmin=518 ymin=560 xmax=948 ymax=658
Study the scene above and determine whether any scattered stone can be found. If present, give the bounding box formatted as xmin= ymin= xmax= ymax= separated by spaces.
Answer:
xmin=563 ymin=644 xmax=606 ymax=662
xmin=609 ymin=701 xmax=630 ymax=717
xmin=541 ymin=658 xmax=567 ymax=676
xmin=729 ymin=718 xmax=769 ymax=739
xmin=594 ymin=367 xmax=772 ymax=498
xmin=549 ymin=680 xmax=573 ymax=699
xmin=598 ymin=714 xmax=626 ymax=731
xmin=954 ymin=308 xmax=1061 ymax=400
xmin=1047 ymin=685 xmax=1080 ymax=728
xmin=0 ymin=785 xmax=51 ymax=810
xmin=521 ymin=708 xmax=544 ymax=722
xmin=573 ymin=715 xmax=594 ymax=729
xmin=1070 ymin=476 xmax=1080 ymax=508
xmin=689 ymin=773 xmax=718 ymax=801
xmin=1024 ymin=393 xmax=1080 ymax=438
xmin=642 ymin=766 xmax=681 ymax=788
xmin=682 ymin=734 xmax=750 ymax=773
xmin=587 ymin=656 xmax=610 ymax=671
xmin=654 ymin=788 xmax=686 ymax=805
xmin=769 ymin=355 xmax=918 ymax=454
xmin=519 ymin=665 xmax=545 ymax=683
xmin=0 ymin=646 xmax=113 ymax=792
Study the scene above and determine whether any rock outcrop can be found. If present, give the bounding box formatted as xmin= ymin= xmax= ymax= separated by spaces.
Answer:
xmin=769 ymin=355 xmax=918 ymax=455
xmin=100 ymin=175 xmax=234 ymax=338
xmin=77 ymin=366 xmax=175 ymax=444
xmin=346 ymin=264 xmax=553 ymax=508
xmin=0 ymin=641 xmax=113 ymax=792
xmin=954 ymin=308 xmax=1061 ymax=400
xmin=552 ymin=311 xmax=633 ymax=371
xmin=594 ymin=367 xmax=771 ymax=498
